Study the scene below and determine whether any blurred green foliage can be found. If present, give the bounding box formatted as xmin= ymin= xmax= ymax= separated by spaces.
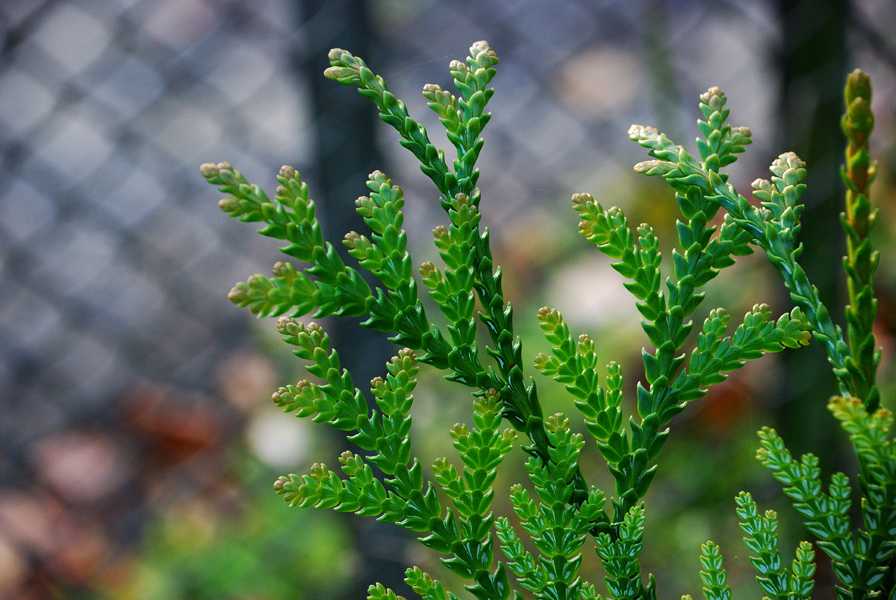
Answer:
xmin=103 ymin=456 xmax=353 ymax=600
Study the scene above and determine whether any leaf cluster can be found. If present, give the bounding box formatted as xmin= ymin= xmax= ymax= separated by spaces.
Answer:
xmin=631 ymin=69 xmax=894 ymax=598
xmin=203 ymin=40 xmax=893 ymax=600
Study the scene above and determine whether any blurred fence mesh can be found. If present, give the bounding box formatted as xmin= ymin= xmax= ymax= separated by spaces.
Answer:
xmin=0 ymin=0 xmax=306 ymax=448
xmin=0 ymin=0 xmax=894 ymax=597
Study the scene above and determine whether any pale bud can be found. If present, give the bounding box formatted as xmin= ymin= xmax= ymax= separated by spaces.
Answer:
xmin=227 ymin=283 xmax=247 ymax=303
xmin=419 ymin=261 xmax=437 ymax=278
xmin=327 ymin=48 xmax=351 ymax=63
xmin=699 ymin=86 xmax=725 ymax=108
xmin=271 ymin=261 xmax=293 ymax=277
xmin=218 ymin=196 xmax=239 ymax=212
xmin=276 ymin=316 xmax=298 ymax=335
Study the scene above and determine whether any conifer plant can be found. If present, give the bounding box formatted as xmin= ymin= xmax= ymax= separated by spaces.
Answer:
xmin=202 ymin=41 xmax=893 ymax=599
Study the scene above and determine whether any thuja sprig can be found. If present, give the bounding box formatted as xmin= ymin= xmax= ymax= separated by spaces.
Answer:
xmin=325 ymin=42 xmax=561 ymax=492
xmin=523 ymin=85 xmax=810 ymax=588
xmin=672 ymin=304 xmax=810 ymax=402
xmin=695 ymin=541 xmax=731 ymax=600
xmin=202 ymin=155 xmax=548 ymax=470
xmin=419 ymin=192 xmax=481 ymax=380
xmin=404 ymin=567 xmax=460 ymax=600
xmin=643 ymin=72 xmax=894 ymax=599
xmin=534 ymin=309 xmax=625 ymax=479
xmin=827 ymin=397 xmax=896 ymax=596
xmin=753 ymin=418 xmax=894 ymax=598
xmin=755 ymin=72 xmax=892 ymax=599
xmin=566 ymin=89 xmax=765 ymax=515
xmin=692 ymin=495 xmax=816 ymax=600
xmin=734 ymin=492 xmax=816 ymax=600
xmin=367 ymin=583 xmax=405 ymax=600
xmin=205 ymin=162 xmax=372 ymax=319
xmin=209 ymin=40 xmax=594 ymax=515
xmin=841 ymin=69 xmax=881 ymax=412
xmin=204 ymin=39 xmax=617 ymax=597
xmin=549 ymin=135 xmax=808 ymax=522
xmin=594 ymin=504 xmax=655 ymax=600
xmin=629 ymin=90 xmax=863 ymax=405
xmin=272 ymin=318 xmax=516 ymax=599
xmin=497 ymin=414 xmax=612 ymax=599
xmin=432 ymin=389 xmax=517 ymax=587
xmin=632 ymin=92 xmax=891 ymax=587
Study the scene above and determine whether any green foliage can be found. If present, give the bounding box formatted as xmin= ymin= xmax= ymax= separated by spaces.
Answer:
xmin=633 ymin=69 xmax=894 ymax=598
xmin=841 ymin=69 xmax=881 ymax=412
xmin=734 ymin=492 xmax=815 ymax=600
xmin=368 ymin=583 xmax=406 ymax=600
xmin=367 ymin=567 xmax=468 ymax=600
xmin=557 ymin=180 xmax=807 ymax=521
xmin=594 ymin=505 xmax=655 ymax=600
xmin=103 ymin=458 xmax=354 ymax=600
xmin=828 ymin=397 xmax=896 ymax=596
xmin=754 ymin=425 xmax=858 ymax=590
xmin=630 ymin=100 xmax=861 ymax=404
xmin=204 ymin=40 xmax=893 ymax=599
xmin=405 ymin=567 xmax=460 ymax=600
xmin=754 ymin=406 xmax=896 ymax=597
xmin=562 ymin=84 xmax=802 ymax=528
xmin=696 ymin=541 xmax=730 ymax=600
xmin=497 ymin=414 xmax=607 ymax=599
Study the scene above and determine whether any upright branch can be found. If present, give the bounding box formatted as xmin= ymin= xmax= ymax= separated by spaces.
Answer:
xmin=841 ymin=69 xmax=881 ymax=412
xmin=695 ymin=541 xmax=732 ymax=600
xmin=496 ymin=415 xmax=610 ymax=599
xmin=203 ymin=39 xmax=612 ymax=598
xmin=645 ymin=73 xmax=895 ymax=600
xmin=629 ymin=93 xmax=861 ymax=402
xmin=734 ymin=492 xmax=816 ymax=600
xmin=550 ymin=87 xmax=808 ymax=526
xmin=688 ymin=496 xmax=816 ymax=600
xmin=326 ymin=42 xmax=587 ymax=504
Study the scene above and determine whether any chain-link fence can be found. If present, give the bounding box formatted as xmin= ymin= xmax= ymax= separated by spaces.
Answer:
xmin=1 ymin=0 xmax=894 ymax=597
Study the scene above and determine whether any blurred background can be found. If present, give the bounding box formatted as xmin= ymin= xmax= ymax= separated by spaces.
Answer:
xmin=1 ymin=0 xmax=895 ymax=598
